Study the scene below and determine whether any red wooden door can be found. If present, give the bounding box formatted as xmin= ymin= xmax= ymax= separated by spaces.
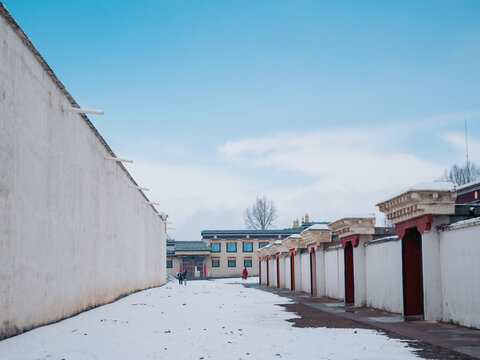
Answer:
xmin=344 ymin=242 xmax=355 ymax=304
xmin=402 ymin=228 xmax=424 ymax=317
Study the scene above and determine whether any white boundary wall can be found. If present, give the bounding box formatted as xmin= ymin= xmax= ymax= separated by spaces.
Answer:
xmin=300 ymin=252 xmax=311 ymax=294
xmin=365 ymin=237 xmax=403 ymax=314
xmin=325 ymin=247 xmax=344 ymax=300
xmin=439 ymin=221 xmax=480 ymax=328
xmin=0 ymin=8 xmax=166 ymax=339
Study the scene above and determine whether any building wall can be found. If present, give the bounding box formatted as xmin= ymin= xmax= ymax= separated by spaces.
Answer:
xmin=300 ymin=252 xmax=311 ymax=294
xmin=365 ymin=239 xmax=403 ymax=314
xmin=278 ymin=256 xmax=286 ymax=288
xmin=294 ymin=252 xmax=302 ymax=292
xmin=204 ymin=239 xmax=271 ymax=277
xmin=285 ymin=255 xmax=292 ymax=290
xmin=167 ymin=258 xmax=181 ymax=277
xmin=315 ymin=245 xmax=326 ymax=297
xmin=439 ymin=222 xmax=480 ymax=328
xmin=0 ymin=11 xmax=166 ymax=340
xmin=353 ymin=236 xmax=367 ymax=306
xmin=325 ymin=247 xmax=345 ymax=300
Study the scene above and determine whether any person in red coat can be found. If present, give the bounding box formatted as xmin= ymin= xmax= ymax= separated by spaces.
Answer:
xmin=242 ymin=268 xmax=248 ymax=280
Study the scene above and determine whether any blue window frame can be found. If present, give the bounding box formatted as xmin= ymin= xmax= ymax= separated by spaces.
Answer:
xmin=259 ymin=241 xmax=269 ymax=248
xmin=211 ymin=242 xmax=221 ymax=253
xmin=226 ymin=242 xmax=237 ymax=253
xmin=228 ymin=259 xmax=236 ymax=267
xmin=212 ymin=259 xmax=220 ymax=267
xmin=244 ymin=259 xmax=252 ymax=267
xmin=243 ymin=241 xmax=253 ymax=252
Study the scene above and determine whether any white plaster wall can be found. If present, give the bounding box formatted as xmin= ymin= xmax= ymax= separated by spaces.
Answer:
xmin=365 ymin=239 xmax=403 ymax=314
xmin=260 ymin=259 xmax=267 ymax=285
xmin=285 ymin=255 xmax=291 ymax=290
xmin=279 ymin=256 xmax=286 ymax=289
xmin=353 ymin=237 xmax=367 ymax=306
xmin=294 ymin=253 xmax=302 ymax=292
xmin=0 ymin=13 xmax=166 ymax=339
xmin=422 ymin=216 xmax=448 ymax=321
xmin=315 ymin=246 xmax=326 ymax=297
xmin=325 ymin=248 xmax=345 ymax=300
xmin=439 ymin=223 xmax=480 ymax=328
xmin=273 ymin=258 xmax=278 ymax=287
xmin=268 ymin=258 xmax=275 ymax=286
xmin=301 ymin=252 xmax=311 ymax=294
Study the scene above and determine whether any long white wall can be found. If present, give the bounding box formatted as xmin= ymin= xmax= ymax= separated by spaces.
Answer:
xmin=439 ymin=221 xmax=480 ymax=328
xmin=365 ymin=238 xmax=403 ymax=314
xmin=300 ymin=252 xmax=311 ymax=294
xmin=325 ymin=247 xmax=344 ymax=300
xmin=0 ymin=9 xmax=166 ymax=339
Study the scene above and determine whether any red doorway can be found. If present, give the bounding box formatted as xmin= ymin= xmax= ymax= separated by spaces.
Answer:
xmin=266 ymin=256 xmax=270 ymax=286
xmin=344 ymin=242 xmax=354 ymax=304
xmin=259 ymin=258 xmax=262 ymax=285
xmin=402 ymin=227 xmax=424 ymax=317
xmin=310 ymin=247 xmax=317 ymax=296
xmin=290 ymin=251 xmax=295 ymax=291
xmin=276 ymin=255 xmax=280 ymax=288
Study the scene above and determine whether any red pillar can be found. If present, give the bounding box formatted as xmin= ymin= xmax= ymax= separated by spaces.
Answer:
xmin=290 ymin=250 xmax=296 ymax=291
xmin=266 ymin=256 xmax=270 ymax=286
xmin=276 ymin=254 xmax=280 ymax=288
xmin=203 ymin=260 xmax=207 ymax=278
xmin=309 ymin=246 xmax=317 ymax=296
xmin=259 ymin=258 xmax=262 ymax=285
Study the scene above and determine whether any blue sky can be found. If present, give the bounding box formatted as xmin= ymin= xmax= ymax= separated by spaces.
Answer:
xmin=5 ymin=0 xmax=480 ymax=239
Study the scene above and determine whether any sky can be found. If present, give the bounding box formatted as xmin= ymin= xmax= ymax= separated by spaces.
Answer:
xmin=4 ymin=0 xmax=480 ymax=240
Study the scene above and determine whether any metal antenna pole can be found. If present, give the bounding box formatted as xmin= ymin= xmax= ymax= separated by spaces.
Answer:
xmin=465 ymin=118 xmax=469 ymax=165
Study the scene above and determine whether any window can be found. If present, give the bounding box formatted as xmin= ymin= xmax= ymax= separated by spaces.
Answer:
xmin=228 ymin=258 xmax=236 ymax=267
xmin=242 ymin=241 xmax=253 ymax=252
xmin=244 ymin=258 xmax=252 ymax=267
xmin=166 ymin=259 xmax=172 ymax=268
xmin=211 ymin=242 xmax=221 ymax=253
xmin=226 ymin=242 xmax=237 ymax=252
xmin=212 ymin=258 xmax=220 ymax=267
xmin=259 ymin=241 xmax=269 ymax=248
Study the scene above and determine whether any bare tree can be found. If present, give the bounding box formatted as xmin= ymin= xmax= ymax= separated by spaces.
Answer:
xmin=438 ymin=161 xmax=480 ymax=186
xmin=244 ymin=196 xmax=277 ymax=230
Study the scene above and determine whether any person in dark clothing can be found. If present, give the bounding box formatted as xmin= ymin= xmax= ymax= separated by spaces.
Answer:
xmin=177 ymin=271 xmax=183 ymax=285
xmin=183 ymin=269 xmax=188 ymax=285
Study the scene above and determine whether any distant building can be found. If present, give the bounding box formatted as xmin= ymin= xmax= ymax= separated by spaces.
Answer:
xmin=456 ymin=179 xmax=480 ymax=205
xmin=167 ymin=214 xmax=329 ymax=279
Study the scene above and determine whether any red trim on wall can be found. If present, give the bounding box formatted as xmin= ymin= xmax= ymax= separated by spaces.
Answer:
xmin=341 ymin=234 xmax=360 ymax=249
xmin=395 ymin=214 xmax=433 ymax=240
xmin=310 ymin=247 xmax=317 ymax=296
xmin=290 ymin=252 xmax=295 ymax=291
xmin=259 ymin=258 xmax=262 ymax=285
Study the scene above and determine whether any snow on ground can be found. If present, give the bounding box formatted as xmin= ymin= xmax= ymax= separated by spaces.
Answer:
xmin=0 ymin=278 xmax=419 ymax=360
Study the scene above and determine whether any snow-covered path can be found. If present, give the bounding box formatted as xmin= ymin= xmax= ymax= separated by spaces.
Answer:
xmin=0 ymin=278 xmax=418 ymax=360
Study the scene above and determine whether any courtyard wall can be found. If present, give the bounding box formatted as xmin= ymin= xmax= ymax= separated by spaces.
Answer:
xmin=0 ymin=6 xmax=166 ymax=339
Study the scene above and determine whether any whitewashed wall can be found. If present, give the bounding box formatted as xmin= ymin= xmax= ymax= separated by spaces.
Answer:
xmin=300 ymin=252 xmax=311 ymax=294
xmin=268 ymin=258 xmax=275 ymax=286
xmin=294 ymin=253 xmax=302 ymax=292
xmin=439 ymin=221 xmax=480 ymax=328
xmin=325 ymin=247 xmax=344 ymax=300
xmin=0 ymin=10 xmax=166 ymax=339
xmin=352 ymin=239 xmax=366 ymax=306
xmin=365 ymin=238 xmax=403 ymax=314
xmin=315 ymin=247 xmax=326 ymax=297
xmin=285 ymin=255 xmax=291 ymax=290
xmin=259 ymin=259 xmax=266 ymax=284
xmin=279 ymin=256 xmax=286 ymax=288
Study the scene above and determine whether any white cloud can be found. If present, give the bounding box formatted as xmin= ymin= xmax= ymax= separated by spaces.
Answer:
xmin=125 ymin=124 xmax=466 ymax=240
xmin=441 ymin=131 xmax=480 ymax=163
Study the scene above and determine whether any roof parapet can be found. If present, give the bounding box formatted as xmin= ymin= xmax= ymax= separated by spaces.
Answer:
xmin=328 ymin=216 xmax=375 ymax=239
xmin=376 ymin=182 xmax=456 ymax=224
